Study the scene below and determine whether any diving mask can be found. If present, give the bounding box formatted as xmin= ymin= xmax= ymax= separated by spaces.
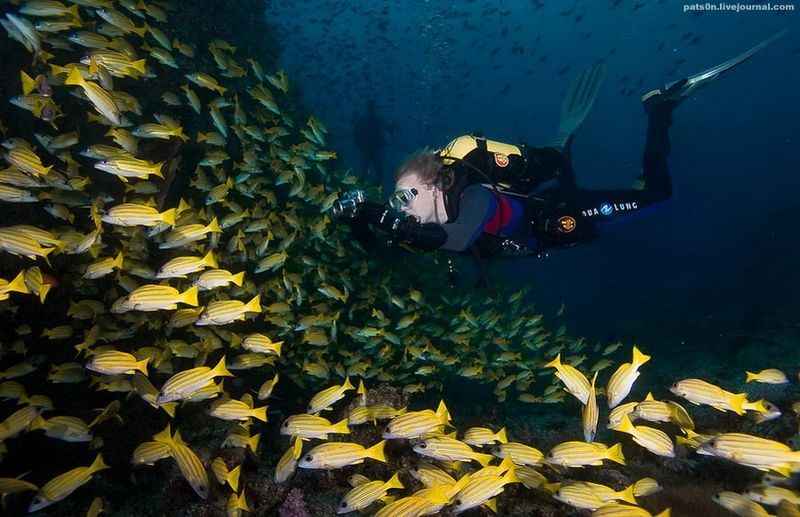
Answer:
xmin=388 ymin=187 xmax=418 ymax=210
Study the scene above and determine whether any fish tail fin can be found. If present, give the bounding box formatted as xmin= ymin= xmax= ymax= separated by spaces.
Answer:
xmin=385 ymin=472 xmax=404 ymax=490
xmin=8 ymin=271 xmax=28 ymax=294
xmin=729 ymin=393 xmax=748 ymax=415
xmin=364 ymin=440 xmax=387 ymax=463
xmin=152 ymin=423 xmax=172 ymax=444
xmin=544 ymin=353 xmax=562 ymax=369
xmin=252 ymin=406 xmax=267 ymax=422
xmin=29 ymin=415 xmax=47 ymax=431
xmin=617 ymin=413 xmax=636 ymax=435
xmin=131 ymin=59 xmax=147 ymax=75
xmin=175 ymin=127 xmax=189 ymax=142
xmin=436 ymin=400 xmax=450 ymax=423
xmin=67 ymin=5 xmax=81 ymax=20
xmin=180 ymin=285 xmax=199 ymax=307
xmin=244 ymin=294 xmax=261 ymax=314
xmin=160 ymin=208 xmax=177 ymax=227
xmin=20 ymin=70 xmax=36 ymax=95
xmin=217 ymin=85 xmax=228 ymax=95
xmin=37 ymin=282 xmax=50 ymax=303
xmin=159 ymin=402 xmax=177 ymax=418
xmin=65 ymin=66 xmax=85 ymax=87
xmin=332 ymin=419 xmax=350 ymax=435
xmin=137 ymin=358 xmax=149 ymax=375
xmin=227 ymin=465 xmax=241 ymax=492
xmin=607 ymin=443 xmax=627 ymax=465
xmin=113 ymin=251 xmax=124 ymax=270
xmin=197 ymin=132 xmax=206 ymax=143
xmin=495 ymin=427 xmax=508 ymax=444
xmin=619 ymin=484 xmax=638 ymax=505
xmin=231 ymin=271 xmax=245 ymax=286
xmin=132 ymin=25 xmax=147 ymax=38
xmin=632 ymin=345 xmax=651 ymax=366
xmin=654 ymin=510 xmax=671 ymax=517
xmin=89 ymin=453 xmax=110 ymax=473
xmin=213 ymin=356 xmax=233 ymax=377
xmin=745 ymin=371 xmax=757 ymax=383
xmin=341 ymin=376 xmax=354 ymax=391
xmin=247 ymin=433 xmax=260 ymax=453
xmin=206 ymin=217 xmax=221 ymax=233
xmin=501 ymin=465 xmax=520 ymax=485
xmin=204 ymin=251 xmax=218 ymax=269
xmin=475 ymin=452 xmax=495 ymax=468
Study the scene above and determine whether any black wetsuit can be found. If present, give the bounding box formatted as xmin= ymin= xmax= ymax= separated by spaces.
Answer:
xmin=348 ymin=101 xmax=675 ymax=257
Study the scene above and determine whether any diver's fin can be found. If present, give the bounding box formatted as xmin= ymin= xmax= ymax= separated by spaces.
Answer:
xmin=550 ymin=62 xmax=606 ymax=150
xmin=642 ymin=29 xmax=788 ymax=113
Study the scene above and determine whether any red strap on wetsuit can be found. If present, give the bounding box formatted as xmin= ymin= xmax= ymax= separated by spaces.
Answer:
xmin=483 ymin=191 xmax=512 ymax=234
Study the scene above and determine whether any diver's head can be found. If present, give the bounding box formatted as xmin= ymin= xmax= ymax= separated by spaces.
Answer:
xmin=391 ymin=149 xmax=446 ymax=224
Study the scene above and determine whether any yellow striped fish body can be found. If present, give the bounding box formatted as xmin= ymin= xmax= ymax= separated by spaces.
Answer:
xmin=195 ymin=295 xmax=261 ymax=326
xmin=382 ymin=401 xmax=449 ymax=439
xmin=0 ymin=228 xmax=56 ymax=261
xmin=156 ymin=356 xmax=232 ymax=403
xmin=0 ymin=474 xmax=38 ymax=498
xmin=545 ymin=353 xmax=591 ymax=404
xmin=85 ymin=350 xmax=148 ymax=375
xmin=210 ymin=458 xmax=241 ymax=491
xmin=608 ymin=402 xmax=638 ymax=430
xmin=32 ymin=415 xmax=92 ymax=442
xmin=606 ymin=346 xmax=651 ymax=408
xmin=374 ymin=485 xmax=451 ymax=517
xmin=83 ymin=251 xmax=124 ymax=279
xmin=614 ymin=414 xmax=675 ymax=457
xmin=0 ymin=271 xmax=30 ymax=301
xmin=133 ymin=123 xmax=188 ymax=141
xmin=114 ymin=284 xmax=198 ymax=312
xmin=5 ymin=146 xmax=52 ymax=177
xmin=209 ymin=397 xmax=267 ymax=422
xmin=554 ymin=485 xmax=606 ymax=510
xmin=593 ymin=503 xmax=670 ymax=516
xmin=368 ymin=405 xmax=406 ymax=421
xmin=156 ymin=251 xmax=217 ymax=278
xmin=516 ymin=465 xmax=556 ymax=492
xmin=227 ymin=489 xmax=249 ymax=517
xmin=257 ymin=374 xmax=279 ymax=400
xmin=186 ymin=72 xmax=226 ymax=94
xmin=409 ymin=462 xmax=456 ymax=488
xmin=297 ymin=440 xmax=386 ymax=469
xmin=241 ymin=333 xmax=282 ymax=356
xmin=493 ymin=442 xmax=544 ymax=466
xmin=132 ymin=441 xmax=171 ymax=465
xmin=159 ymin=217 xmax=221 ymax=249
xmin=632 ymin=478 xmax=662 ymax=497
xmin=413 ymin=436 xmax=494 ymax=466
xmin=570 ymin=481 xmax=637 ymax=505
xmin=194 ymin=269 xmax=245 ymax=290
xmin=699 ymin=433 xmax=800 ymax=476
xmin=452 ymin=468 xmax=518 ymax=513
xmin=0 ymin=405 xmax=41 ymax=441
xmin=744 ymin=484 xmax=800 ymax=506
xmin=0 ymin=183 xmax=37 ymax=202
xmin=338 ymin=473 xmax=404 ymax=513
xmin=713 ymin=491 xmax=769 ymax=517
xmin=745 ymin=369 xmax=788 ymax=385
xmin=274 ymin=437 xmax=303 ymax=483
xmin=94 ymin=155 xmax=164 ymax=181
xmin=583 ymin=371 xmax=599 ymax=443
xmin=28 ymin=454 xmax=109 ymax=512
xmin=96 ymin=7 xmax=146 ymax=36
xmin=547 ymin=441 xmax=626 ymax=468
xmin=280 ymin=414 xmax=349 ymax=439
xmin=307 ymin=377 xmax=355 ymax=414
xmin=463 ymin=426 xmax=508 ymax=446
xmin=101 ymin=203 xmax=176 ymax=227
xmin=631 ymin=393 xmax=671 ymax=423
xmin=64 ymin=67 xmax=121 ymax=125
xmin=669 ymin=378 xmax=748 ymax=415
xmin=167 ymin=441 xmax=209 ymax=499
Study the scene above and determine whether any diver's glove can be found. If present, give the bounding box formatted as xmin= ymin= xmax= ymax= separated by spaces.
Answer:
xmin=354 ymin=201 xmax=447 ymax=251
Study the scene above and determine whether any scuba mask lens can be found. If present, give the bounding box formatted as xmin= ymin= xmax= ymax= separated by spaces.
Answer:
xmin=389 ymin=187 xmax=418 ymax=210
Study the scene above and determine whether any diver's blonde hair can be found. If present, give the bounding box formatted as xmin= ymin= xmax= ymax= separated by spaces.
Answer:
xmin=394 ymin=148 xmax=443 ymax=184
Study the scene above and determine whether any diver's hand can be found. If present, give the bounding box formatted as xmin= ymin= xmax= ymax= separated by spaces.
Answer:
xmin=353 ymin=201 xmax=396 ymax=230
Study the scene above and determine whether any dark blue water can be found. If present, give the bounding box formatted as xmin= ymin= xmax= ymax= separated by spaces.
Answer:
xmin=267 ymin=0 xmax=800 ymax=366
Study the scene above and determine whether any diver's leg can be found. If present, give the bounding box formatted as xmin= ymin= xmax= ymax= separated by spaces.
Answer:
xmin=638 ymin=100 xmax=676 ymax=203
xmin=527 ymin=146 xmax=577 ymax=191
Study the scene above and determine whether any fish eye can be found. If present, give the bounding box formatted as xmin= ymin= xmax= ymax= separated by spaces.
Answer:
xmin=384 ymin=427 xmax=391 ymax=434
xmin=282 ymin=421 xmax=288 ymax=427
xmin=304 ymin=455 xmax=313 ymax=462
xmin=547 ymin=451 xmax=554 ymax=458
xmin=340 ymin=502 xmax=347 ymax=508
xmin=455 ymin=499 xmax=462 ymax=506
xmin=419 ymin=443 xmax=427 ymax=449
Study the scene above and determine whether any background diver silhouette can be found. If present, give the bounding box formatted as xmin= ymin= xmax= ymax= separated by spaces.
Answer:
xmin=336 ymin=31 xmax=786 ymax=285
xmin=353 ymin=98 xmax=395 ymax=188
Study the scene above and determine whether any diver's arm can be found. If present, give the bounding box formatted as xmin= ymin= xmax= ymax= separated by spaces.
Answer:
xmin=353 ymin=202 xmax=447 ymax=251
xmin=438 ymin=185 xmax=494 ymax=252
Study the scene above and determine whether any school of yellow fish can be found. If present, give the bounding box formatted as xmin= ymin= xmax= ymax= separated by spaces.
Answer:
xmin=0 ymin=0 xmax=798 ymax=515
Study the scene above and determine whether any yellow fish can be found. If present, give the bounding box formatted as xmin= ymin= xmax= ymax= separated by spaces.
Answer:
xmin=28 ymin=454 xmax=110 ymax=512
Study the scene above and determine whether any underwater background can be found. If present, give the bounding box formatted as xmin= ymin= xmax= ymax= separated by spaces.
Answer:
xmin=0 ymin=0 xmax=798 ymax=516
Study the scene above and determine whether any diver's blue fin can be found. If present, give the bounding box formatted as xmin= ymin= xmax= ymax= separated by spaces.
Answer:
xmin=550 ymin=62 xmax=606 ymax=150
xmin=642 ymin=29 xmax=788 ymax=113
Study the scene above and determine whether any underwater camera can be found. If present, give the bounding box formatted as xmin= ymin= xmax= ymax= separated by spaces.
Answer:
xmin=332 ymin=189 xmax=365 ymax=218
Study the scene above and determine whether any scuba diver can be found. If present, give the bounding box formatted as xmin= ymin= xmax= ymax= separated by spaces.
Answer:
xmin=335 ymin=32 xmax=785 ymax=274
xmin=353 ymin=98 xmax=394 ymax=188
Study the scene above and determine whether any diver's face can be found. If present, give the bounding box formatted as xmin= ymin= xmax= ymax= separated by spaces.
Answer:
xmin=395 ymin=172 xmax=440 ymax=224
